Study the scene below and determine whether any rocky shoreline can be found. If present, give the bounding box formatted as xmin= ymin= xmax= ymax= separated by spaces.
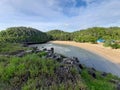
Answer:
xmin=33 ymin=47 xmax=120 ymax=89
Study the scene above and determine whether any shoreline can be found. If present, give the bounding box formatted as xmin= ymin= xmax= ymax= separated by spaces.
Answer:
xmin=50 ymin=41 xmax=120 ymax=64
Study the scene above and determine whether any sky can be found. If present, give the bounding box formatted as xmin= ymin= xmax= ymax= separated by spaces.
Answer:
xmin=0 ymin=0 xmax=120 ymax=32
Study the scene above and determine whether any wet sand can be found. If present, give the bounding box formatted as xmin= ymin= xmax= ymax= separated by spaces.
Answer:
xmin=51 ymin=41 xmax=120 ymax=64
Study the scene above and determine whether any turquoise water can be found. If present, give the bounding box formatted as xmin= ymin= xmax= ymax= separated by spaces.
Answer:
xmin=30 ymin=43 xmax=120 ymax=77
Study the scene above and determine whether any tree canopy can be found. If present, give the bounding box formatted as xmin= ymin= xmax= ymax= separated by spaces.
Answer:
xmin=0 ymin=27 xmax=49 ymax=44
xmin=47 ymin=30 xmax=72 ymax=41
xmin=47 ymin=27 xmax=120 ymax=43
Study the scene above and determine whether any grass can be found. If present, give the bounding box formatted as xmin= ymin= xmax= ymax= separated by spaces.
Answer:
xmin=0 ymin=53 xmax=86 ymax=90
xmin=81 ymin=68 xmax=119 ymax=90
xmin=0 ymin=42 xmax=120 ymax=90
xmin=0 ymin=42 xmax=29 ymax=54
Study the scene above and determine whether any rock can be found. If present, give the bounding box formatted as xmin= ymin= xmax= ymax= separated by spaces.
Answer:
xmin=110 ymin=79 xmax=120 ymax=84
xmin=50 ymin=47 xmax=54 ymax=53
xmin=117 ymin=83 xmax=120 ymax=90
xmin=43 ymin=48 xmax=47 ymax=51
xmin=101 ymin=72 xmax=108 ymax=77
xmin=72 ymin=57 xmax=79 ymax=63
xmin=63 ymin=58 xmax=74 ymax=64
xmin=91 ymin=67 xmax=96 ymax=71
xmin=88 ymin=68 xmax=96 ymax=78
xmin=55 ymin=65 xmax=76 ymax=83
xmin=78 ymin=64 xmax=84 ymax=69
xmin=47 ymin=52 xmax=53 ymax=57
xmin=53 ymin=54 xmax=62 ymax=62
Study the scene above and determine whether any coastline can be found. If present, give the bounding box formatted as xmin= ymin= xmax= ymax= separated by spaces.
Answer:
xmin=50 ymin=41 xmax=120 ymax=64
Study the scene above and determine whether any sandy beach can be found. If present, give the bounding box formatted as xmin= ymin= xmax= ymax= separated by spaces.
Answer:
xmin=51 ymin=41 xmax=120 ymax=64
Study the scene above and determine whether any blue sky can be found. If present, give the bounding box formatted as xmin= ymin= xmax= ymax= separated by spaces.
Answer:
xmin=0 ymin=0 xmax=120 ymax=32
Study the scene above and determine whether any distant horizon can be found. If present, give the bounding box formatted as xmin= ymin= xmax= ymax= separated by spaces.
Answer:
xmin=0 ymin=0 xmax=120 ymax=32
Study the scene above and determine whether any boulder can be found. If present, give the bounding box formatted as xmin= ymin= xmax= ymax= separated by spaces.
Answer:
xmin=50 ymin=47 xmax=54 ymax=53
xmin=43 ymin=48 xmax=47 ymax=51
xmin=101 ymin=72 xmax=108 ymax=77
xmin=53 ymin=54 xmax=62 ymax=62
xmin=88 ymin=68 xmax=96 ymax=78
xmin=47 ymin=52 xmax=53 ymax=57
xmin=63 ymin=58 xmax=74 ymax=64
xmin=72 ymin=57 xmax=79 ymax=63
xmin=78 ymin=64 xmax=84 ymax=69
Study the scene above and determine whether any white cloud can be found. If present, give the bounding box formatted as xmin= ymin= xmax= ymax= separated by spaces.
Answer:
xmin=0 ymin=0 xmax=120 ymax=31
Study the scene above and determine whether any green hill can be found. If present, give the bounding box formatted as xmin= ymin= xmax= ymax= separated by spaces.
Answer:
xmin=47 ymin=30 xmax=72 ymax=40
xmin=0 ymin=27 xmax=49 ymax=44
xmin=73 ymin=27 xmax=120 ymax=43
xmin=47 ymin=27 xmax=120 ymax=44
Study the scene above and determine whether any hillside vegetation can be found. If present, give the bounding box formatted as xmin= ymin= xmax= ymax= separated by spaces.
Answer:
xmin=47 ymin=27 xmax=120 ymax=48
xmin=47 ymin=30 xmax=73 ymax=41
xmin=47 ymin=27 xmax=120 ymax=42
xmin=73 ymin=27 xmax=120 ymax=43
xmin=0 ymin=27 xmax=50 ymax=44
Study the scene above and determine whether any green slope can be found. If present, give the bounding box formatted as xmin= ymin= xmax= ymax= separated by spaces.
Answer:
xmin=0 ymin=27 xmax=49 ymax=43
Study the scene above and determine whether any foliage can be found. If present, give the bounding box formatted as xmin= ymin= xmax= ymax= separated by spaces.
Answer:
xmin=104 ymin=40 xmax=120 ymax=49
xmin=0 ymin=27 xmax=50 ymax=43
xmin=47 ymin=27 xmax=120 ymax=48
xmin=47 ymin=30 xmax=72 ymax=41
xmin=81 ymin=69 xmax=119 ymax=90
xmin=0 ymin=42 xmax=28 ymax=54
xmin=0 ymin=53 xmax=86 ymax=90
xmin=110 ymin=43 xmax=120 ymax=49
xmin=73 ymin=27 xmax=120 ymax=43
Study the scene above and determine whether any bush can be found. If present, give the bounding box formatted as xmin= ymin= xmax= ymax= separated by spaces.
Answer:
xmin=110 ymin=43 xmax=120 ymax=49
xmin=103 ymin=40 xmax=112 ymax=47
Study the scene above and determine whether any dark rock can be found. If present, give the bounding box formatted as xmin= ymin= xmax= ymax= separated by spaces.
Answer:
xmin=101 ymin=72 xmax=108 ymax=77
xmin=63 ymin=58 xmax=74 ymax=64
xmin=88 ymin=68 xmax=96 ymax=78
xmin=53 ymin=54 xmax=62 ymax=62
xmin=78 ymin=64 xmax=84 ymax=69
xmin=50 ymin=47 xmax=54 ymax=53
xmin=43 ymin=48 xmax=47 ymax=51
xmin=72 ymin=57 xmax=79 ymax=63
xmin=91 ymin=67 xmax=96 ymax=71
xmin=117 ymin=83 xmax=120 ymax=90
xmin=55 ymin=65 xmax=76 ymax=84
xmin=47 ymin=52 xmax=53 ymax=57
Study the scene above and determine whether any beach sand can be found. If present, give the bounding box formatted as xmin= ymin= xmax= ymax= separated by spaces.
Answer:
xmin=51 ymin=41 xmax=120 ymax=64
